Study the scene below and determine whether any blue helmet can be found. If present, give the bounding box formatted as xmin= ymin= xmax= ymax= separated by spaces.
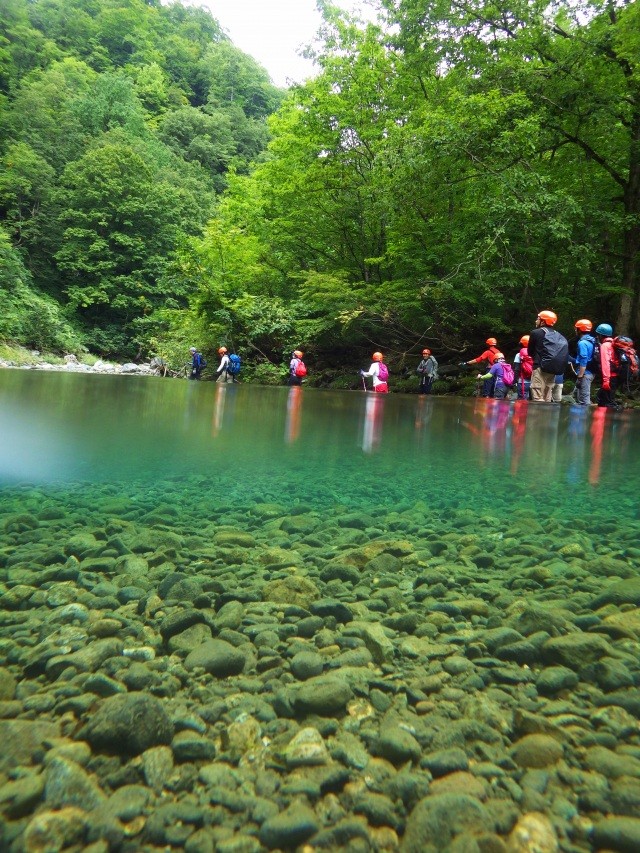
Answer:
xmin=595 ymin=323 xmax=613 ymax=336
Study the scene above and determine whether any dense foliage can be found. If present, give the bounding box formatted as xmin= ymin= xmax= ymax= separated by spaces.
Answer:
xmin=1 ymin=0 xmax=639 ymax=371
xmin=164 ymin=0 xmax=640 ymax=370
xmin=0 ymin=0 xmax=281 ymax=357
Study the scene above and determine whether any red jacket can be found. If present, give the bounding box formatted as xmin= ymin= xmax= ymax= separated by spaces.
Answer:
xmin=469 ymin=346 xmax=498 ymax=366
xmin=599 ymin=337 xmax=615 ymax=384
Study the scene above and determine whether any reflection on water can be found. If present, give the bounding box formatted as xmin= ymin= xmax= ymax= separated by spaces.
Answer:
xmin=0 ymin=372 xmax=638 ymax=512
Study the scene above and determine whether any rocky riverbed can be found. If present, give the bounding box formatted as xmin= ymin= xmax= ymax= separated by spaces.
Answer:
xmin=1 ymin=478 xmax=640 ymax=852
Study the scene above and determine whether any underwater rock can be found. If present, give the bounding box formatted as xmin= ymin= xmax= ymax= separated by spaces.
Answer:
xmin=507 ymin=811 xmax=558 ymax=852
xmin=78 ymin=692 xmax=173 ymax=755
xmin=262 ymin=575 xmax=320 ymax=609
xmin=294 ymin=675 xmax=353 ymax=716
xmin=402 ymin=793 xmax=490 ymax=852
xmin=511 ymin=735 xmax=563 ymax=769
xmin=184 ymin=639 xmax=246 ymax=677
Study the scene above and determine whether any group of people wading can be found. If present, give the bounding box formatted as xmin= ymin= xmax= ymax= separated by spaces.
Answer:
xmin=460 ymin=310 xmax=637 ymax=408
xmin=188 ymin=309 xmax=637 ymax=407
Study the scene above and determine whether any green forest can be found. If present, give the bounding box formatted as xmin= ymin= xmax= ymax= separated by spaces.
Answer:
xmin=1 ymin=0 xmax=639 ymax=376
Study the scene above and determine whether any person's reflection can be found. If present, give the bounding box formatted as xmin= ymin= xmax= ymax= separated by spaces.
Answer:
xmin=566 ymin=404 xmax=589 ymax=485
xmin=211 ymin=382 xmax=227 ymax=437
xmin=362 ymin=392 xmax=385 ymax=453
xmin=523 ymin=401 xmax=562 ymax=476
xmin=414 ymin=396 xmax=434 ymax=445
xmin=509 ymin=399 xmax=528 ymax=475
xmin=285 ymin=385 xmax=303 ymax=444
xmin=589 ymin=407 xmax=607 ymax=486
xmin=484 ymin=399 xmax=511 ymax=456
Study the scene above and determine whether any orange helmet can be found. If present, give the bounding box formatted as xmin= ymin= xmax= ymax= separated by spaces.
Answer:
xmin=537 ymin=310 xmax=557 ymax=326
xmin=486 ymin=337 xmax=498 ymax=346
xmin=422 ymin=348 xmax=431 ymax=356
xmin=293 ymin=350 xmax=303 ymax=358
xmin=493 ymin=352 xmax=505 ymax=361
xmin=372 ymin=352 xmax=383 ymax=361
xmin=218 ymin=346 xmax=227 ymax=355
xmin=519 ymin=335 xmax=530 ymax=345
xmin=574 ymin=319 xmax=592 ymax=332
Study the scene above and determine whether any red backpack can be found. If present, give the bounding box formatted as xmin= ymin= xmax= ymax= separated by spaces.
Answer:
xmin=519 ymin=347 xmax=533 ymax=379
xmin=612 ymin=337 xmax=639 ymax=378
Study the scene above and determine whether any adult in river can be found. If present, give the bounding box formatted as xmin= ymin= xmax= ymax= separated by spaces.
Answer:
xmin=416 ymin=348 xmax=438 ymax=394
xmin=289 ymin=350 xmax=306 ymax=386
xmin=527 ymin=310 xmax=569 ymax=403
xmin=216 ymin=347 xmax=231 ymax=383
xmin=361 ymin=351 xmax=389 ymax=393
xmin=189 ymin=346 xmax=206 ymax=380
xmin=594 ymin=323 xmax=620 ymax=409
xmin=477 ymin=351 xmax=511 ymax=400
xmin=570 ymin=319 xmax=596 ymax=406
xmin=463 ymin=338 xmax=500 ymax=397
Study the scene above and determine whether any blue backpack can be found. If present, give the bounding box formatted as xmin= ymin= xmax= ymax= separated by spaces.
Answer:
xmin=227 ymin=354 xmax=241 ymax=375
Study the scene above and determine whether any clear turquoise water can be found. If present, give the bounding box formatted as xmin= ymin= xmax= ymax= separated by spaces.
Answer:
xmin=1 ymin=371 xmax=638 ymax=522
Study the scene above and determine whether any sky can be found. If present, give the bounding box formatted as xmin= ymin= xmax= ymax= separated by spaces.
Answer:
xmin=203 ymin=0 xmax=376 ymax=87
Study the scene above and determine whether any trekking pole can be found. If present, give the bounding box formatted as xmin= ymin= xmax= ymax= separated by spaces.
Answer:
xmin=361 ymin=374 xmax=367 ymax=392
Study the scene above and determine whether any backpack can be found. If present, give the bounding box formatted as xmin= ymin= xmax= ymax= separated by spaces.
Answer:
xmin=500 ymin=362 xmax=515 ymax=386
xmin=196 ymin=354 xmax=206 ymax=369
xmin=227 ymin=353 xmax=241 ymax=375
xmin=377 ymin=362 xmax=389 ymax=382
xmin=583 ymin=335 xmax=599 ymax=374
xmin=518 ymin=348 xmax=533 ymax=379
xmin=295 ymin=360 xmax=307 ymax=377
xmin=613 ymin=336 xmax=639 ymax=378
xmin=539 ymin=328 xmax=569 ymax=374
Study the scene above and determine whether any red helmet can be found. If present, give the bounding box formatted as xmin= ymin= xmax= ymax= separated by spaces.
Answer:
xmin=493 ymin=352 xmax=505 ymax=361
xmin=486 ymin=337 xmax=498 ymax=346
xmin=372 ymin=352 xmax=383 ymax=361
xmin=519 ymin=335 xmax=530 ymax=345
xmin=537 ymin=310 xmax=557 ymax=326
xmin=422 ymin=348 xmax=431 ymax=356
xmin=293 ymin=350 xmax=304 ymax=358
xmin=574 ymin=319 xmax=592 ymax=332
xmin=218 ymin=346 xmax=227 ymax=355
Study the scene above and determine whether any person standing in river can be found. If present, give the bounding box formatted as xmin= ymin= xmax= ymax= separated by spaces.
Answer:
xmin=594 ymin=323 xmax=620 ymax=408
xmin=361 ymin=351 xmax=389 ymax=393
xmin=189 ymin=346 xmax=206 ymax=380
xmin=462 ymin=338 xmax=500 ymax=397
xmin=527 ymin=310 xmax=569 ymax=403
xmin=289 ymin=350 xmax=306 ymax=386
xmin=570 ymin=319 xmax=597 ymax=406
xmin=416 ymin=348 xmax=438 ymax=394
xmin=215 ymin=346 xmax=231 ymax=383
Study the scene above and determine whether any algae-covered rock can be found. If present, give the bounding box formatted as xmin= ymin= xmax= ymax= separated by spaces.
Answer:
xmin=184 ymin=639 xmax=246 ymax=677
xmin=402 ymin=793 xmax=490 ymax=852
xmin=259 ymin=802 xmax=319 ymax=849
xmin=215 ymin=529 xmax=256 ymax=548
xmin=511 ymin=734 xmax=563 ymax=769
xmin=294 ymin=676 xmax=353 ymax=716
xmin=78 ymin=693 xmax=173 ymax=755
xmin=591 ymin=577 xmax=640 ymax=609
xmin=283 ymin=727 xmax=329 ymax=767
xmin=591 ymin=816 xmax=640 ymax=853
xmin=263 ymin=575 xmax=320 ymax=609
xmin=507 ymin=811 xmax=559 ymax=852
xmin=541 ymin=633 xmax=612 ymax=670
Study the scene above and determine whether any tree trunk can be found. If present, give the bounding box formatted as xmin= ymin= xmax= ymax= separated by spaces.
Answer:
xmin=616 ymin=111 xmax=640 ymax=337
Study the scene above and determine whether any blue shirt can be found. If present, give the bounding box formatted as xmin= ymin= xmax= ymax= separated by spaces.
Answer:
xmin=573 ymin=335 xmax=595 ymax=369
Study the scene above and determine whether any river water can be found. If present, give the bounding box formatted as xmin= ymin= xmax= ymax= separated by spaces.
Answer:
xmin=0 ymin=371 xmax=637 ymax=505
xmin=2 ymin=371 xmax=640 ymax=850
